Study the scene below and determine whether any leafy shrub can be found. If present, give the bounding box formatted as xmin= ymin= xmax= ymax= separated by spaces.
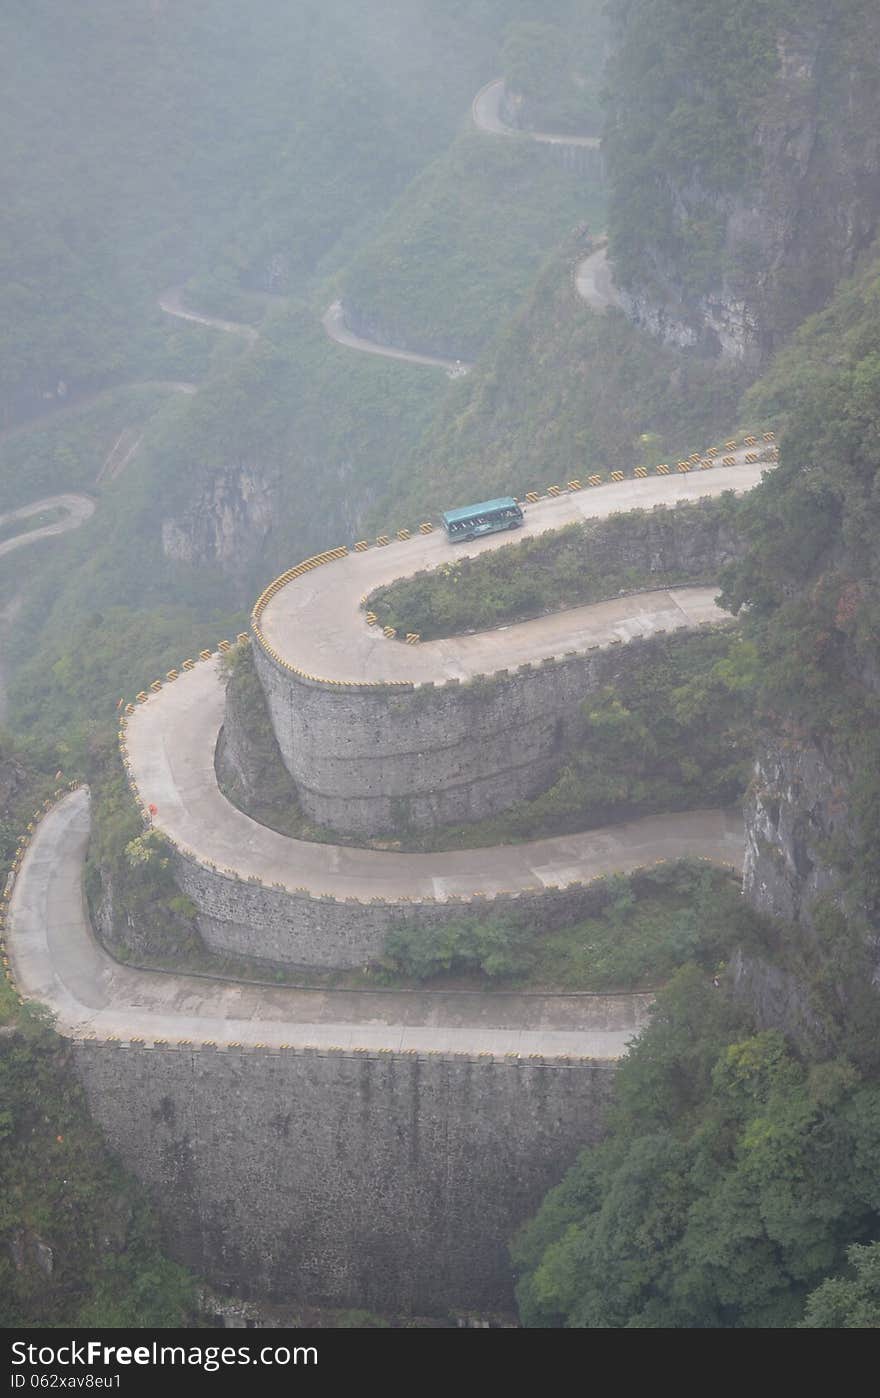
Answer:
xmin=383 ymin=916 xmax=536 ymax=982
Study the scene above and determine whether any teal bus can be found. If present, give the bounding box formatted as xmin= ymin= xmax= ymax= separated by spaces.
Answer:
xmin=441 ymin=496 xmax=524 ymax=542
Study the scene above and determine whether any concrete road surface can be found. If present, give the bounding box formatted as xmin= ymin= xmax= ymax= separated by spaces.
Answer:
xmin=472 ymin=79 xmax=601 ymax=149
xmin=576 ymin=245 xmax=621 ymax=311
xmin=0 ymin=494 xmax=95 ymax=561
xmin=259 ymin=454 xmax=767 ymax=686
xmin=321 ymin=300 xmax=473 ymax=373
xmin=7 ymin=789 xmax=653 ymax=1059
xmin=125 ymin=658 xmax=744 ymax=901
xmin=159 ymin=287 xmax=259 ymax=344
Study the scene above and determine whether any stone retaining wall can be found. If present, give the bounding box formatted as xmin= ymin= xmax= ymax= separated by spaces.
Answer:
xmin=172 ymin=843 xmax=687 ymax=970
xmin=253 ymin=618 xmax=734 ymax=838
xmin=251 ymin=499 xmax=740 ymax=836
xmin=73 ymin=1037 xmax=617 ymax=1316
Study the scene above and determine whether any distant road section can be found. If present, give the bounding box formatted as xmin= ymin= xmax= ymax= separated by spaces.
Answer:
xmin=7 ymin=788 xmax=653 ymax=1059
xmin=159 ymin=286 xmax=260 ymax=344
xmin=321 ymin=300 xmax=473 ymax=374
xmin=576 ymin=244 xmax=621 ymax=312
xmin=472 ymin=78 xmax=601 ymax=149
xmin=0 ymin=493 xmax=95 ymax=561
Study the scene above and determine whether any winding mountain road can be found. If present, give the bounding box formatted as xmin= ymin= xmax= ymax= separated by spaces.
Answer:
xmin=472 ymin=78 xmax=601 ymax=150
xmin=7 ymin=787 xmax=653 ymax=1058
xmin=258 ymin=461 xmax=763 ymax=686
xmin=321 ymin=300 xmax=473 ymax=373
xmin=121 ymin=464 xmax=761 ymax=910
xmin=4 ymin=86 xmax=766 ymax=1067
xmin=0 ymin=493 xmax=95 ymax=562
xmin=158 ymin=287 xmax=260 ymax=344
xmin=319 ymin=78 xmax=612 ymax=371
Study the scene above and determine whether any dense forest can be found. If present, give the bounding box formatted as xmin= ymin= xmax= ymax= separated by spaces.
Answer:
xmin=3 ymin=0 xmax=880 ymax=1327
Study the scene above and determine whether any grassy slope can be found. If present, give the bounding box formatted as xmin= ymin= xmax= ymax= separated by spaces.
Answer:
xmin=339 ymin=129 xmax=605 ymax=357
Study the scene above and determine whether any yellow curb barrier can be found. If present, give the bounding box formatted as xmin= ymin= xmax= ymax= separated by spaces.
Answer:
xmin=610 ymin=470 xmax=624 ymax=482
xmin=525 ymin=491 xmax=540 ymax=503
xmin=354 ymin=540 xmax=369 ymax=552
xmin=567 ymin=479 xmax=581 ymax=491
xmin=365 ymin=612 xmax=378 ymax=625
xmin=376 ymin=535 xmax=390 ymax=547
xmin=383 ymin=626 xmax=396 ymax=639
xmin=722 ymin=456 xmax=736 ymax=467
xmin=397 ymin=528 xmax=410 ymax=541
xmin=587 ymin=474 xmax=602 ymax=486
xmin=656 ymin=464 xmax=670 ymax=475
xmin=405 ymin=633 xmax=420 ymax=645
xmin=419 ymin=522 xmax=434 ymax=534
xmin=547 ymin=485 xmax=561 ymax=496
xmin=634 ymin=467 xmax=647 ymax=478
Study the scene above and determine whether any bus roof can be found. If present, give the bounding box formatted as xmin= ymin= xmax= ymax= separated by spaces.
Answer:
xmin=441 ymin=496 xmax=520 ymax=524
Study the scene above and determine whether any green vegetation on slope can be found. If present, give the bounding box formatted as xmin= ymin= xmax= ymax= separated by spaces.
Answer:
xmin=382 ymin=861 xmax=750 ymax=990
xmin=514 ymin=248 xmax=880 ymax=1334
xmin=0 ymin=743 xmax=195 ymax=1327
xmin=604 ymin=0 xmax=790 ymax=296
xmin=0 ymin=0 xmax=520 ymax=420
xmin=500 ymin=6 xmax=607 ymax=134
xmin=339 ymin=129 xmax=605 ymax=357
xmin=384 ymin=240 xmax=750 ymax=526
xmin=720 ymin=251 xmax=880 ymax=912
xmin=513 ymin=964 xmax=880 ymax=1328
xmin=0 ymin=1007 xmax=196 ymax=1328
xmin=410 ymin=628 xmax=756 ymax=850
xmin=3 ymin=302 xmax=447 ymax=751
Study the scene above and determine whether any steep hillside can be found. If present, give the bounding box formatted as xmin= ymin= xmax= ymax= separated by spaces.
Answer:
xmin=605 ymin=0 xmax=880 ymax=361
xmin=385 ymin=239 xmax=749 ymax=523
xmin=512 ymin=248 xmax=880 ymax=1331
xmin=0 ymin=0 xmax=517 ymax=426
xmin=722 ymin=252 xmax=880 ymax=941
xmin=338 ymin=129 xmax=604 ymax=359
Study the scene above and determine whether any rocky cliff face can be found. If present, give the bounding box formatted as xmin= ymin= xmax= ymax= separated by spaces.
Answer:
xmin=743 ymin=734 xmax=850 ymax=928
xmin=161 ymin=465 xmax=277 ymax=582
xmin=607 ymin=9 xmax=880 ymax=362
